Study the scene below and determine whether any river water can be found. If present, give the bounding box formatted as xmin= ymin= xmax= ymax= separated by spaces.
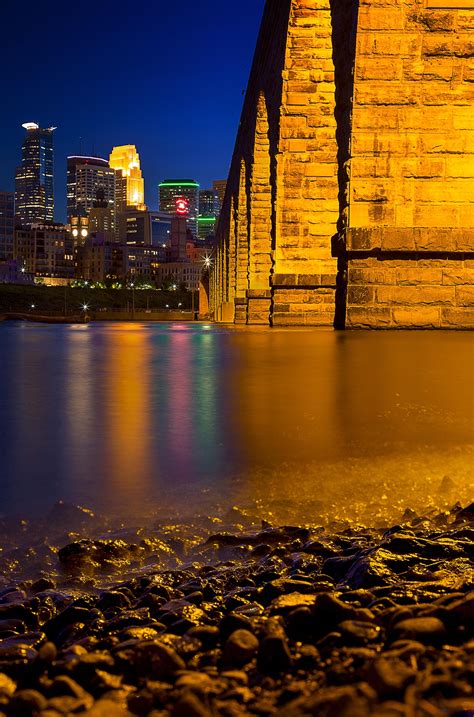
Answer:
xmin=0 ymin=322 xmax=473 ymax=529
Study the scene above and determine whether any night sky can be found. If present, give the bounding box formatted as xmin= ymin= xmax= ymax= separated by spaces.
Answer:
xmin=0 ymin=0 xmax=265 ymax=221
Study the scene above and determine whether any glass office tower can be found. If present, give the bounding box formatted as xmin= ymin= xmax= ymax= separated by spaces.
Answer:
xmin=15 ymin=123 xmax=56 ymax=225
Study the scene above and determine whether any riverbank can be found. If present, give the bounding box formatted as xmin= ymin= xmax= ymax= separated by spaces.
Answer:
xmin=0 ymin=285 xmax=192 ymax=316
xmin=0 ymin=502 xmax=472 ymax=717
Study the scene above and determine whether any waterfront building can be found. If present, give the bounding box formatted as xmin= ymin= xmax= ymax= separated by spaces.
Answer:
xmin=0 ymin=191 xmax=15 ymax=261
xmin=15 ymin=123 xmax=56 ymax=225
xmin=159 ymin=179 xmax=199 ymax=238
xmin=0 ymin=259 xmax=34 ymax=284
xmin=76 ymin=236 xmax=124 ymax=283
xmin=155 ymin=261 xmax=202 ymax=292
xmin=109 ymin=145 xmax=146 ymax=213
xmin=66 ymin=156 xmax=116 ymax=226
xmin=14 ymin=223 xmax=74 ymax=280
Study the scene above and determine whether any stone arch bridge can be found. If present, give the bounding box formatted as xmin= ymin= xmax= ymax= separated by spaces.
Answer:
xmin=209 ymin=0 xmax=474 ymax=328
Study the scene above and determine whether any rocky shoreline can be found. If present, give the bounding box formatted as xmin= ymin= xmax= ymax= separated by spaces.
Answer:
xmin=0 ymin=501 xmax=473 ymax=717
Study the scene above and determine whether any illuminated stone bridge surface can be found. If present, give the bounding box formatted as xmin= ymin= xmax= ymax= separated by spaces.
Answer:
xmin=210 ymin=0 xmax=474 ymax=328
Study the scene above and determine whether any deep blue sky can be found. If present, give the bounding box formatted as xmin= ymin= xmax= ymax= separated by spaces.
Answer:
xmin=0 ymin=0 xmax=265 ymax=221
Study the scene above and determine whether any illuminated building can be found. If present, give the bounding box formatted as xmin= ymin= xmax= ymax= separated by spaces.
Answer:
xmin=109 ymin=145 xmax=146 ymax=213
xmin=118 ymin=209 xmax=171 ymax=248
xmin=159 ymin=179 xmax=199 ymax=238
xmin=0 ymin=191 xmax=15 ymax=260
xmin=15 ymin=123 xmax=56 ymax=225
xmin=88 ymin=188 xmax=115 ymax=240
xmin=14 ymin=223 xmax=74 ymax=279
xmin=66 ymin=156 xmax=116 ymax=226
xmin=213 ymin=179 xmax=227 ymax=214
xmin=69 ymin=216 xmax=89 ymax=245
xmin=198 ymin=190 xmax=217 ymax=240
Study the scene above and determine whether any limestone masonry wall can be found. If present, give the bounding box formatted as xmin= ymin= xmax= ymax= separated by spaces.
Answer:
xmin=211 ymin=0 xmax=474 ymax=328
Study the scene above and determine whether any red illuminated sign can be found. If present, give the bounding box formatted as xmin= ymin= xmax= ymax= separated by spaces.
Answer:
xmin=175 ymin=197 xmax=189 ymax=216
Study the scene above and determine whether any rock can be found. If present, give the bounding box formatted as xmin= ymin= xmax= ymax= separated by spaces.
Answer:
xmin=6 ymin=689 xmax=47 ymax=715
xmin=172 ymin=691 xmax=212 ymax=717
xmin=338 ymin=620 xmax=382 ymax=646
xmin=367 ymin=656 xmax=415 ymax=698
xmin=270 ymin=592 xmax=315 ymax=614
xmin=82 ymin=698 xmax=132 ymax=716
xmin=223 ymin=629 xmax=259 ymax=667
xmin=391 ymin=617 xmax=447 ymax=645
xmin=48 ymin=675 xmax=90 ymax=699
xmin=219 ymin=613 xmax=252 ymax=641
xmin=258 ymin=619 xmax=292 ymax=674
xmin=114 ymin=640 xmax=185 ymax=680
xmin=0 ymin=673 xmax=16 ymax=698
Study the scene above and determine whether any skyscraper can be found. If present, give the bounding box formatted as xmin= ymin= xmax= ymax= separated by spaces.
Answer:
xmin=212 ymin=180 xmax=227 ymax=215
xmin=159 ymin=180 xmax=199 ymax=238
xmin=15 ymin=123 xmax=56 ymax=225
xmin=67 ymin=156 xmax=116 ymax=224
xmin=109 ymin=145 xmax=146 ymax=213
xmin=0 ymin=191 xmax=15 ymax=261
xmin=198 ymin=190 xmax=217 ymax=240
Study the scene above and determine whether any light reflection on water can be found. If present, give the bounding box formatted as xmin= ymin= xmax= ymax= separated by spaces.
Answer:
xmin=0 ymin=322 xmax=472 ymax=524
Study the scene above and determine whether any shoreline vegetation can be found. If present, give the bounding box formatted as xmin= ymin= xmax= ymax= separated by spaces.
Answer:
xmin=0 ymin=501 xmax=473 ymax=717
xmin=0 ymin=285 xmax=194 ymax=322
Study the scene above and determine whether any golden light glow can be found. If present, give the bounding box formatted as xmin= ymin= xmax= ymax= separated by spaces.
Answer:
xmin=109 ymin=145 xmax=146 ymax=211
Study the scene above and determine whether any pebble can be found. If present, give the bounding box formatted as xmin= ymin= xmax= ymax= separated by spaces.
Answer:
xmin=0 ymin=506 xmax=471 ymax=717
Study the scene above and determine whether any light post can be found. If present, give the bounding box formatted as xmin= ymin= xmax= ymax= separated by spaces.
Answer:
xmin=131 ymin=283 xmax=135 ymax=319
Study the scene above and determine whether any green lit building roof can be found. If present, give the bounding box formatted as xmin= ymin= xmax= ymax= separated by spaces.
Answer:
xmin=159 ymin=180 xmax=200 ymax=187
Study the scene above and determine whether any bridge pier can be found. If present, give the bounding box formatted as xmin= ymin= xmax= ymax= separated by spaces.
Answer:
xmin=211 ymin=0 xmax=474 ymax=329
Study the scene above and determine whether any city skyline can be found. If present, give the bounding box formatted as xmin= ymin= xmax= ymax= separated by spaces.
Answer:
xmin=0 ymin=0 xmax=265 ymax=221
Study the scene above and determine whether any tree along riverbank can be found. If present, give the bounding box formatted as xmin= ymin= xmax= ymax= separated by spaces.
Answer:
xmin=0 ymin=285 xmax=192 ymax=318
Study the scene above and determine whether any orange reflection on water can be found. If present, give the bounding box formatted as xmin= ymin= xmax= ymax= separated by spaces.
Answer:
xmin=101 ymin=324 xmax=153 ymax=513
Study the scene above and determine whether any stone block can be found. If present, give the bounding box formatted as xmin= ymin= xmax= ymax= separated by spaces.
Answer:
xmin=347 ymin=286 xmax=375 ymax=305
xmin=346 ymin=307 xmax=392 ymax=328
xmin=456 ymin=285 xmax=474 ymax=306
xmin=441 ymin=307 xmax=474 ymax=327
xmin=376 ymin=286 xmax=455 ymax=306
xmin=392 ymin=308 xmax=441 ymax=328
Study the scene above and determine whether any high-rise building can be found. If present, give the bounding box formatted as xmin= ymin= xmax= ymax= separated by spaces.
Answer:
xmin=198 ymin=189 xmax=217 ymax=240
xmin=66 ymin=156 xmax=116 ymax=225
xmin=0 ymin=191 xmax=15 ymax=260
xmin=212 ymin=180 xmax=227 ymax=215
xmin=15 ymin=123 xmax=56 ymax=225
xmin=159 ymin=179 xmax=199 ymax=238
xmin=118 ymin=209 xmax=172 ymax=248
xmin=109 ymin=145 xmax=146 ymax=213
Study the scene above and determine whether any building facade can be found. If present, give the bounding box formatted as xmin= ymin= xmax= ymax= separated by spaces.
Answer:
xmin=118 ymin=209 xmax=172 ymax=247
xmin=109 ymin=145 xmax=146 ymax=213
xmin=0 ymin=191 xmax=15 ymax=261
xmin=14 ymin=223 xmax=74 ymax=279
xmin=212 ymin=180 xmax=227 ymax=216
xmin=66 ymin=156 xmax=116 ymax=226
xmin=15 ymin=123 xmax=55 ymax=225
xmin=159 ymin=180 xmax=199 ymax=238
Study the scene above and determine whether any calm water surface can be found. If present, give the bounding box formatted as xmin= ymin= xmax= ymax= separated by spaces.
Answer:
xmin=0 ymin=322 xmax=473 ymax=525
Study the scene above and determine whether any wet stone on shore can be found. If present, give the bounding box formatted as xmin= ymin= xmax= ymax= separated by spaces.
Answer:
xmin=0 ymin=502 xmax=473 ymax=716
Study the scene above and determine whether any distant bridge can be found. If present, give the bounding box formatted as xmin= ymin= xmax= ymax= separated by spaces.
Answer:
xmin=209 ymin=0 xmax=474 ymax=328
